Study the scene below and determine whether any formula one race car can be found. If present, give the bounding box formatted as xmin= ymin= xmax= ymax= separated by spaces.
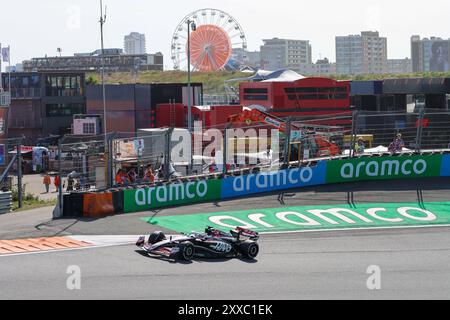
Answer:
xmin=136 ymin=227 xmax=260 ymax=261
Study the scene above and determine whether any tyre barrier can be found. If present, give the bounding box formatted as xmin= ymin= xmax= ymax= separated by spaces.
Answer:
xmin=62 ymin=190 xmax=124 ymax=218
xmin=112 ymin=189 xmax=124 ymax=215
xmin=63 ymin=193 xmax=84 ymax=218
xmin=82 ymin=192 xmax=114 ymax=217
xmin=60 ymin=153 xmax=450 ymax=218
xmin=0 ymin=192 xmax=12 ymax=214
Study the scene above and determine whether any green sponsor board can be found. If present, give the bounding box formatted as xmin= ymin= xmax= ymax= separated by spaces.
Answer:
xmin=326 ymin=155 xmax=443 ymax=184
xmin=124 ymin=179 xmax=222 ymax=213
xmin=143 ymin=202 xmax=450 ymax=234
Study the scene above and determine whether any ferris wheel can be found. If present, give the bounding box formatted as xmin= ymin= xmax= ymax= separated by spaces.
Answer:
xmin=171 ymin=8 xmax=247 ymax=72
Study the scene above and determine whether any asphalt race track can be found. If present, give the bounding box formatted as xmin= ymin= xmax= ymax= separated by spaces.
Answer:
xmin=0 ymin=177 xmax=450 ymax=299
xmin=1 ymin=228 xmax=449 ymax=299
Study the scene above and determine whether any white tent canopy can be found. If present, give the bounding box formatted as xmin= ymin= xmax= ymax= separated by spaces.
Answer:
xmin=225 ymin=69 xmax=305 ymax=83
xmin=343 ymin=145 xmax=412 ymax=155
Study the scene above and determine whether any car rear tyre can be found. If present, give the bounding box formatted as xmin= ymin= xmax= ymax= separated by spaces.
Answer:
xmin=178 ymin=242 xmax=195 ymax=261
xmin=239 ymin=241 xmax=259 ymax=259
xmin=148 ymin=231 xmax=166 ymax=244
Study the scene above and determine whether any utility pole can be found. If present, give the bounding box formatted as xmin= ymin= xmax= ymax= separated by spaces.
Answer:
xmin=99 ymin=0 xmax=110 ymax=187
xmin=186 ymin=19 xmax=196 ymax=133
xmin=186 ymin=20 xmax=196 ymax=175
xmin=100 ymin=0 xmax=107 ymax=138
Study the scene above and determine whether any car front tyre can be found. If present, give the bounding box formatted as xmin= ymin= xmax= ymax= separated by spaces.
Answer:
xmin=178 ymin=242 xmax=195 ymax=261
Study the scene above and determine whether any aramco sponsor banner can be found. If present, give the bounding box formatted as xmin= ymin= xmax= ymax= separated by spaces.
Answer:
xmin=326 ymin=155 xmax=443 ymax=184
xmin=0 ymin=144 xmax=5 ymax=166
xmin=221 ymin=161 xmax=327 ymax=199
xmin=120 ymin=154 xmax=450 ymax=214
xmin=124 ymin=179 xmax=222 ymax=213
xmin=441 ymin=154 xmax=450 ymax=177
xmin=145 ymin=202 xmax=450 ymax=234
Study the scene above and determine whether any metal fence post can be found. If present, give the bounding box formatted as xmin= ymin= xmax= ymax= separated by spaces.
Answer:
xmin=349 ymin=109 xmax=357 ymax=158
xmin=283 ymin=117 xmax=292 ymax=167
xmin=58 ymin=138 xmax=63 ymax=215
xmin=16 ymin=141 xmax=23 ymax=209
xmin=108 ymin=134 xmax=114 ymax=188
xmin=189 ymin=128 xmax=194 ymax=176
xmin=164 ymin=128 xmax=174 ymax=180
xmin=223 ymin=126 xmax=229 ymax=175
xmin=415 ymin=109 xmax=425 ymax=153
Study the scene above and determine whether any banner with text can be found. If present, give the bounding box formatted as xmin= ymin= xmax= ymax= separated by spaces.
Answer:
xmin=145 ymin=202 xmax=450 ymax=234
xmin=124 ymin=179 xmax=222 ymax=213
xmin=326 ymin=155 xmax=443 ymax=184
xmin=221 ymin=161 xmax=327 ymax=199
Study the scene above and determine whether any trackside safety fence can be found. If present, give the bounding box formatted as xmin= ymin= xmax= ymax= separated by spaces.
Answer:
xmin=55 ymin=109 xmax=450 ymax=217
xmin=58 ymin=152 xmax=450 ymax=217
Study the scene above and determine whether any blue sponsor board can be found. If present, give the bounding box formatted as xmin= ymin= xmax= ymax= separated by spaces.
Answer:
xmin=0 ymin=144 xmax=5 ymax=166
xmin=221 ymin=161 xmax=327 ymax=199
xmin=441 ymin=154 xmax=450 ymax=177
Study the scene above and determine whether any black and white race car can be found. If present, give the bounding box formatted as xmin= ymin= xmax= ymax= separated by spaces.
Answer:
xmin=136 ymin=227 xmax=259 ymax=261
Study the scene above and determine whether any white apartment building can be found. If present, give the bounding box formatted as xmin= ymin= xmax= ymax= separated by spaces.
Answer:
xmin=124 ymin=32 xmax=147 ymax=55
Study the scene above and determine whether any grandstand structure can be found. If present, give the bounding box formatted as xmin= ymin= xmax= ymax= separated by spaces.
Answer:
xmin=22 ymin=50 xmax=164 ymax=73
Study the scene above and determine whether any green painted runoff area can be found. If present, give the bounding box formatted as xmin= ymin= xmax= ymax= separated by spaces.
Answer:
xmin=143 ymin=202 xmax=450 ymax=234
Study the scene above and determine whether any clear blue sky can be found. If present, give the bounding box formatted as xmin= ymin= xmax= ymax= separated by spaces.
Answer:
xmin=0 ymin=0 xmax=449 ymax=70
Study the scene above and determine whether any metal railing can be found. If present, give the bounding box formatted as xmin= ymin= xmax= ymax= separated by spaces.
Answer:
xmin=0 ymin=191 xmax=12 ymax=214
xmin=0 ymin=137 xmax=26 ymax=209
xmin=53 ymin=109 xmax=450 ymax=196
xmin=353 ymin=109 xmax=450 ymax=153
xmin=0 ymin=91 xmax=11 ymax=106
xmin=8 ymin=88 xmax=42 ymax=99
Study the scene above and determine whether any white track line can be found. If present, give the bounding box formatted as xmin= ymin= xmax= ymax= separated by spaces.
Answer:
xmin=67 ymin=235 xmax=138 ymax=246
xmin=2 ymin=224 xmax=450 ymax=258
xmin=259 ymin=223 xmax=450 ymax=235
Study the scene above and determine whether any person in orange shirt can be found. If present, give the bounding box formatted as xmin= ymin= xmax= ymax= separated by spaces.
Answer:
xmin=53 ymin=175 xmax=60 ymax=192
xmin=115 ymin=169 xmax=131 ymax=186
xmin=115 ymin=169 xmax=124 ymax=186
xmin=43 ymin=173 xmax=51 ymax=193
xmin=143 ymin=165 xmax=155 ymax=184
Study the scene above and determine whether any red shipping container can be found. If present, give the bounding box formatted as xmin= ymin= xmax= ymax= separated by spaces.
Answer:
xmin=209 ymin=105 xmax=244 ymax=129
xmin=155 ymin=103 xmax=186 ymax=128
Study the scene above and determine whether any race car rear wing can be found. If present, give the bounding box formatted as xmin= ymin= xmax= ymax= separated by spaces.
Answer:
xmin=235 ymin=227 xmax=259 ymax=240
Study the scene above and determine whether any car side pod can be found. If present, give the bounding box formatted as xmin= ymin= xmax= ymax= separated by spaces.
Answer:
xmin=136 ymin=236 xmax=146 ymax=247
xmin=169 ymin=246 xmax=181 ymax=260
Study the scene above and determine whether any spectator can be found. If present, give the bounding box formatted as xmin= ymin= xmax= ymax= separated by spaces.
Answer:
xmin=115 ymin=169 xmax=130 ymax=186
xmin=143 ymin=165 xmax=155 ymax=184
xmin=266 ymin=145 xmax=273 ymax=159
xmin=226 ymin=163 xmax=235 ymax=171
xmin=354 ymin=137 xmax=365 ymax=155
xmin=79 ymin=175 xmax=88 ymax=190
xmin=66 ymin=174 xmax=75 ymax=192
xmin=43 ymin=173 xmax=51 ymax=194
xmin=209 ymin=160 xmax=219 ymax=173
xmin=121 ymin=170 xmax=131 ymax=186
xmin=74 ymin=179 xmax=81 ymax=191
xmin=115 ymin=169 xmax=123 ymax=186
xmin=128 ymin=168 xmax=137 ymax=183
xmin=389 ymin=133 xmax=405 ymax=154
xmin=54 ymin=175 xmax=60 ymax=192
